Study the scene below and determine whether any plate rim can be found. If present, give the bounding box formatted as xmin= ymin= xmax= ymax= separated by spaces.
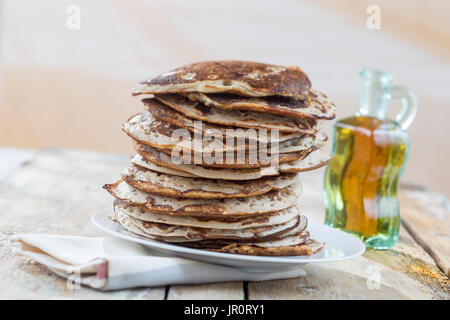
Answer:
xmin=91 ymin=208 xmax=365 ymax=265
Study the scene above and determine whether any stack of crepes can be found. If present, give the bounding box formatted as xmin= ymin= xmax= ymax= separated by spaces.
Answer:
xmin=104 ymin=61 xmax=336 ymax=256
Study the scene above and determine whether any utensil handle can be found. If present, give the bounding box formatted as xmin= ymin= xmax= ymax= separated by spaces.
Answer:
xmin=389 ymin=86 xmax=417 ymax=130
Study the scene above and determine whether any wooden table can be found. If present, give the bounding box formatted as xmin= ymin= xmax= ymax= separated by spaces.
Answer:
xmin=0 ymin=148 xmax=448 ymax=299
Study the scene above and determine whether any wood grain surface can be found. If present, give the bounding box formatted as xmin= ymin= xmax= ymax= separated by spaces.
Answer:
xmin=0 ymin=149 xmax=166 ymax=299
xmin=0 ymin=148 xmax=448 ymax=299
xmin=167 ymin=283 xmax=244 ymax=300
xmin=400 ymin=185 xmax=450 ymax=277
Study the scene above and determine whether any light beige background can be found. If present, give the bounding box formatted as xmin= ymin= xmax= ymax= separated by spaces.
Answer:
xmin=0 ymin=0 xmax=449 ymax=196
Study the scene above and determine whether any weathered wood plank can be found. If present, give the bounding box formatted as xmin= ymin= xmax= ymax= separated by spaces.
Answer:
xmin=248 ymin=171 xmax=449 ymax=300
xmin=400 ymin=185 xmax=450 ymax=277
xmin=167 ymin=282 xmax=244 ymax=300
xmin=1 ymin=150 xmax=447 ymax=299
xmin=0 ymin=149 xmax=165 ymax=299
xmin=248 ymin=227 xmax=448 ymax=300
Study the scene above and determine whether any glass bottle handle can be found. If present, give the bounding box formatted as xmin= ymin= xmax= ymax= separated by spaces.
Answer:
xmin=389 ymin=86 xmax=418 ymax=130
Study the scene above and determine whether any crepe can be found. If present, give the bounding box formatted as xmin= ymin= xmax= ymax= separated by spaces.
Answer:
xmin=186 ymin=89 xmax=335 ymax=120
xmin=122 ymin=164 xmax=300 ymax=199
xmin=115 ymin=202 xmax=302 ymax=229
xmin=112 ymin=209 xmax=314 ymax=253
xmin=279 ymin=149 xmax=332 ymax=172
xmin=176 ymin=228 xmax=323 ymax=256
xmin=209 ymin=238 xmax=324 ymax=256
xmin=145 ymin=98 xmax=307 ymax=143
xmin=130 ymin=146 xmax=330 ymax=180
xmin=112 ymin=209 xmax=196 ymax=243
xmin=160 ymin=148 xmax=307 ymax=169
xmin=131 ymin=60 xmax=311 ymax=99
xmin=104 ymin=60 xmax=332 ymax=257
xmin=136 ymin=141 xmax=307 ymax=169
xmin=131 ymin=155 xmax=198 ymax=178
xmin=132 ymin=148 xmax=277 ymax=180
xmin=152 ymin=95 xmax=318 ymax=133
xmin=122 ymin=211 xmax=305 ymax=242
xmin=103 ymin=180 xmax=302 ymax=218
xmin=122 ymin=111 xmax=326 ymax=154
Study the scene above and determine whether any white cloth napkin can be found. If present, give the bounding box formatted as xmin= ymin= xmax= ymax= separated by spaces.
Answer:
xmin=10 ymin=234 xmax=306 ymax=291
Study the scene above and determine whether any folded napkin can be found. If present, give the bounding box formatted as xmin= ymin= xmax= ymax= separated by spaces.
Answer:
xmin=10 ymin=234 xmax=306 ymax=291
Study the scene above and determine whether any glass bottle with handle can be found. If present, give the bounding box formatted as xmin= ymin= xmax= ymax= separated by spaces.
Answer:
xmin=324 ymin=69 xmax=417 ymax=249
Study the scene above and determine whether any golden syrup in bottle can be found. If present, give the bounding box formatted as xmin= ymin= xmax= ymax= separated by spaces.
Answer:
xmin=324 ymin=69 xmax=417 ymax=249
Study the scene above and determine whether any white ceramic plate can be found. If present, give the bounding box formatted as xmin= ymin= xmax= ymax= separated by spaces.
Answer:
xmin=91 ymin=208 xmax=365 ymax=272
